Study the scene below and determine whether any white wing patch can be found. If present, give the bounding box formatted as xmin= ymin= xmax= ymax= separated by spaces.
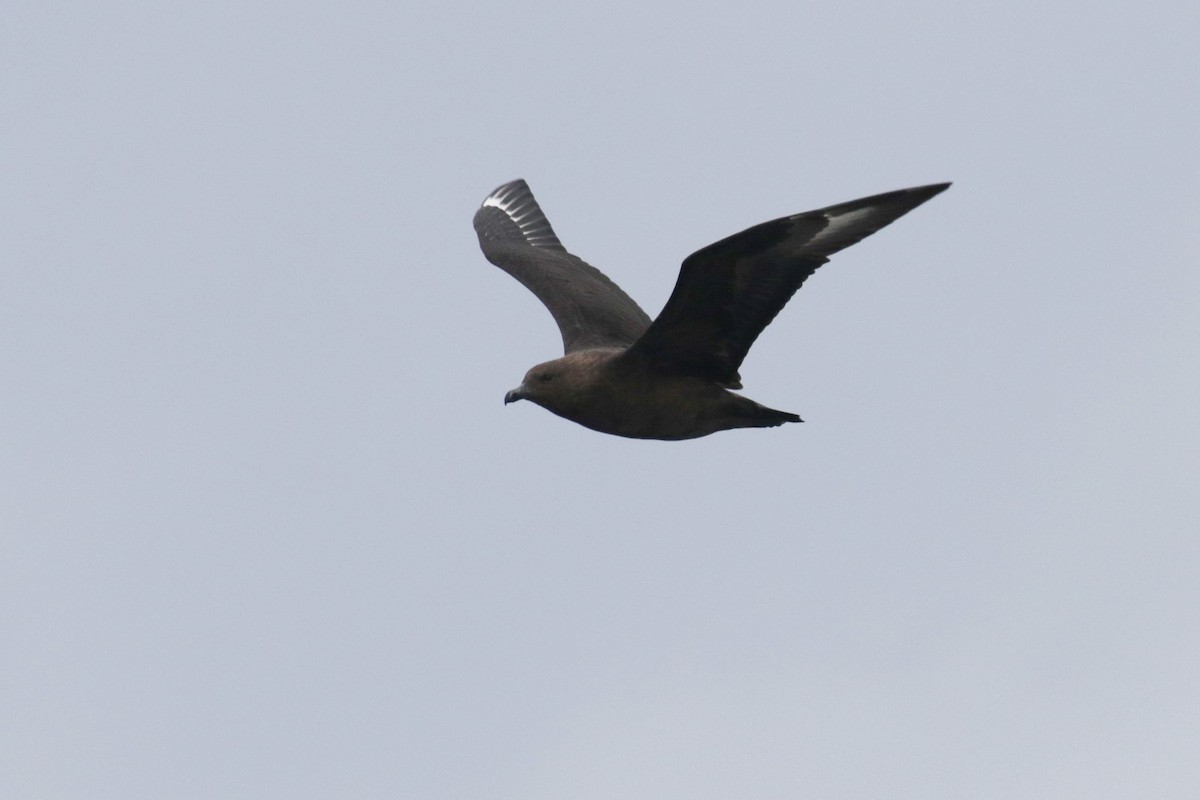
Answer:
xmin=807 ymin=205 xmax=876 ymax=248
xmin=481 ymin=193 xmax=514 ymax=211
xmin=481 ymin=181 xmax=563 ymax=250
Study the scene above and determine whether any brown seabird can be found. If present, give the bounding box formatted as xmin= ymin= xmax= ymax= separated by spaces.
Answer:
xmin=474 ymin=179 xmax=949 ymax=440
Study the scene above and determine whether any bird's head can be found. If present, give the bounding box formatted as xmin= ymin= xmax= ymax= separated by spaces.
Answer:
xmin=504 ymin=360 xmax=568 ymax=407
xmin=504 ymin=351 xmax=618 ymax=416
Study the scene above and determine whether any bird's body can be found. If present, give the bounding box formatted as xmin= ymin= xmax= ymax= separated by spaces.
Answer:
xmin=474 ymin=179 xmax=948 ymax=440
xmin=506 ymin=348 xmax=799 ymax=440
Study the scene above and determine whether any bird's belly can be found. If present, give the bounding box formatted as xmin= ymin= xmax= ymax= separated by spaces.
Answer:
xmin=553 ymin=376 xmax=731 ymax=440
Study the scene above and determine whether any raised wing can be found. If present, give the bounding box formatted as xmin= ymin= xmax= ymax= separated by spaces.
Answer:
xmin=474 ymin=180 xmax=652 ymax=353
xmin=626 ymin=183 xmax=950 ymax=387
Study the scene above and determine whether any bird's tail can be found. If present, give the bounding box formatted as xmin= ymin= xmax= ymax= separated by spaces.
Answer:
xmin=731 ymin=397 xmax=802 ymax=428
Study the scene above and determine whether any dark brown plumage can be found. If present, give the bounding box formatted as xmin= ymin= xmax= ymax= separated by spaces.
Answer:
xmin=474 ymin=179 xmax=949 ymax=439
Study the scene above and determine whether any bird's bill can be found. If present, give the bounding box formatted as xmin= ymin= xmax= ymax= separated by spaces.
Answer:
xmin=504 ymin=386 xmax=526 ymax=405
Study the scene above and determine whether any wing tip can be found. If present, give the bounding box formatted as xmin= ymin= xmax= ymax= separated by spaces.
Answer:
xmin=907 ymin=181 xmax=952 ymax=200
xmin=477 ymin=178 xmax=566 ymax=251
xmin=481 ymin=178 xmax=530 ymax=209
xmin=868 ymin=181 xmax=952 ymax=208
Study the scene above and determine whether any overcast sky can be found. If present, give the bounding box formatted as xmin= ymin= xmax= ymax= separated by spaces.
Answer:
xmin=4 ymin=2 xmax=1198 ymax=798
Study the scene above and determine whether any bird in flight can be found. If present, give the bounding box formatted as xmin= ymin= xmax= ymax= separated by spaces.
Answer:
xmin=474 ymin=179 xmax=949 ymax=440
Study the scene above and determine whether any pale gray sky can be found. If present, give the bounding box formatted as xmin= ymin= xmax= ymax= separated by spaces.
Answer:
xmin=4 ymin=2 xmax=1198 ymax=798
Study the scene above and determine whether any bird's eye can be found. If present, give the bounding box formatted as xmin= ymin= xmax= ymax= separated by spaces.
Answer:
xmin=538 ymin=373 xmax=554 ymax=383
